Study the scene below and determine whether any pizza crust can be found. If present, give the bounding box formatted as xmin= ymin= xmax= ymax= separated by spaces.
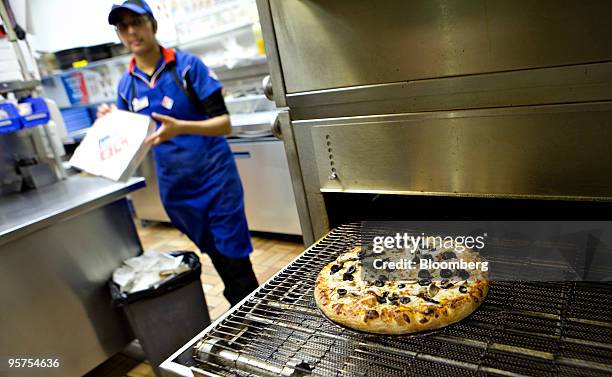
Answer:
xmin=314 ymin=245 xmax=489 ymax=335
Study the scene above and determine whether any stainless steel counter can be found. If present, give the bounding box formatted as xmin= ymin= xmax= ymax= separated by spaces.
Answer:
xmin=0 ymin=175 xmax=146 ymax=377
xmin=0 ymin=175 xmax=145 ymax=245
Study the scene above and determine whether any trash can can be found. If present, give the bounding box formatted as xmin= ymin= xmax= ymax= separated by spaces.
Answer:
xmin=110 ymin=251 xmax=211 ymax=377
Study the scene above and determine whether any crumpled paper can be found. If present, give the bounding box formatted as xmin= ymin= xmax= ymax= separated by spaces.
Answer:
xmin=113 ymin=252 xmax=188 ymax=293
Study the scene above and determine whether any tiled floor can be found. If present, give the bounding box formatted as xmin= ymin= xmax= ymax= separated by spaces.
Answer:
xmin=86 ymin=222 xmax=304 ymax=377
xmin=136 ymin=222 xmax=304 ymax=322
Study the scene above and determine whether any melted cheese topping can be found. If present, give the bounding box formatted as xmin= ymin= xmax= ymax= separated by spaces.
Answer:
xmin=324 ymin=245 xmax=486 ymax=310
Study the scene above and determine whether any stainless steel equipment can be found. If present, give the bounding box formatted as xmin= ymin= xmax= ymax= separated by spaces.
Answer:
xmin=160 ymin=1 xmax=612 ymax=376
xmin=229 ymin=137 xmax=301 ymax=235
xmin=1 ymin=4 xmax=145 ymax=375
xmin=0 ymin=176 xmax=145 ymax=377
xmin=0 ymin=1 xmax=66 ymax=185
xmin=130 ymin=151 xmax=171 ymax=222
xmin=259 ymin=0 xmax=612 ymax=245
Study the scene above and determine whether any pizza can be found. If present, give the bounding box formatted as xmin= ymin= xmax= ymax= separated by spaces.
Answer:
xmin=314 ymin=241 xmax=489 ymax=335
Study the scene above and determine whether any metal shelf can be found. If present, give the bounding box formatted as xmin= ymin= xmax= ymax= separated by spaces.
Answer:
xmin=183 ymin=0 xmax=254 ymax=19
xmin=177 ymin=21 xmax=255 ymax=50
xmin=214 ymin=56 xmax=268 ymax=81
xmin=175 ymin=0 xmax=256 ymax=47
xmin=59 ymin=100 xmax=109 ymax=111
xmin=225 ymin=94 xmax=266 ymax=104
xmin=41 ymin=55 xmax=131 ymax=80
xmin=0 ymin=80 xmax=40 ymax=94
xmin=230 ymin=110 xmax=277 ymax=127
xmin=40 ymin=50 xmax=266 ymax=84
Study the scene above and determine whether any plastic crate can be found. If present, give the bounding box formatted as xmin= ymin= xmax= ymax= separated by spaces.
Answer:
xmin=0 ymin=102 xmax=22 ymax=134
xmin=19 ymin=97 xmax=50 ymax=128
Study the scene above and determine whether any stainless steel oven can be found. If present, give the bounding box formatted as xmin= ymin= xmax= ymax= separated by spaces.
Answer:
xmin=257 ymin=0 xmax=612 ymax=246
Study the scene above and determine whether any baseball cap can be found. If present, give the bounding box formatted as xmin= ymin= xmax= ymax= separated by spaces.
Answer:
xmin=108 ymin=0 xmax=155 ymax=25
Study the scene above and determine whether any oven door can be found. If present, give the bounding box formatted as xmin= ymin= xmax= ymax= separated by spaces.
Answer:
xmin=286 ymin=102 xmax=612 ymax=243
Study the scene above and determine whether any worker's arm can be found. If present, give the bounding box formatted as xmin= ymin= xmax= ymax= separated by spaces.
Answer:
xmin=147 ymin=86 xmax=231 ymax=144
xmin=145 ymin=112 xmax=231 ymax=145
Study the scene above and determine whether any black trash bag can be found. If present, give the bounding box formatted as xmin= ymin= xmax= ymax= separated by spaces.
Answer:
xmin=109 ymin=251 xmax=201 ymax=307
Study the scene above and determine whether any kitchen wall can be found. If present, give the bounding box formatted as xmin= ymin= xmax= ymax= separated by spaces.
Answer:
xmin=28 ymin=0 xmax=118 ymax=52
xmin=27 ymin=0 xmax=177 ymax=52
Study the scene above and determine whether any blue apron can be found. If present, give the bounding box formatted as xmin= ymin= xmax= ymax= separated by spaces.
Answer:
xmin=131 ymin=74 xmax=252 ymax=259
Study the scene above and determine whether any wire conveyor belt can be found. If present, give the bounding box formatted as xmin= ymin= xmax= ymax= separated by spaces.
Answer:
xmin=189 ymin=223 xmax=612 ymax=377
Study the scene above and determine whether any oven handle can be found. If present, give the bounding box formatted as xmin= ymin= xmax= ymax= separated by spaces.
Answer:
xmin=271 ymin=113 xmax=283 ymax=140
xmin=263 ymin=75 xmax=274 ymax=101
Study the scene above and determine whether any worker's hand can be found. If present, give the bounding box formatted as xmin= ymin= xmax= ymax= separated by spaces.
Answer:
xmin=146 ymin=112 xmax=183 ymax=145
xmin=96 ymin=103 xmax=116 ymax=118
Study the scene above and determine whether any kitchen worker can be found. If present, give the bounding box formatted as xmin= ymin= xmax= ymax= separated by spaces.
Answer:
xmin=97 ymin=0 xmax=259 ymax=306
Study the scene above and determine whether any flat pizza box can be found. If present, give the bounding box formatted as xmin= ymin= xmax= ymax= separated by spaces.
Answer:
xmin=69 ymin=110 xmax=155 ymax=181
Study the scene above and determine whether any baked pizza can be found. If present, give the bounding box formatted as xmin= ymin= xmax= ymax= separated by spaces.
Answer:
xmin=314 ymin=242 xmax=489 ymax=334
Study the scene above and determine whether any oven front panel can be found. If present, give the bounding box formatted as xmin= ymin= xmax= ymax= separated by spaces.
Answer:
xmin=288 ymin=102 xmax=612 ymax=242
xmin=297 ymin=103 xmax=612 ymax=200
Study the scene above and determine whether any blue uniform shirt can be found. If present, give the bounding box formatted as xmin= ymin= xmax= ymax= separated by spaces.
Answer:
xmin=116 ymin=46 xmax=222 ymax=115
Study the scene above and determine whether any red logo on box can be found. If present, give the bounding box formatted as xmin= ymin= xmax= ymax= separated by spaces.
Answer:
xmin=99 ymin=135 xmax=129 ymax=160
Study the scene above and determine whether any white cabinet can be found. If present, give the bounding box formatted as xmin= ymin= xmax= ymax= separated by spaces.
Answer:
xmin=229 ymin=138 xmax=301 ymax=235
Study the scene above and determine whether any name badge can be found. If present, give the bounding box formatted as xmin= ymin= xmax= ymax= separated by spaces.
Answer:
xmin=132 ymin=96 xmax=149 ymax=112
xmin=161 ymin=96 xmax=174 ymax=110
